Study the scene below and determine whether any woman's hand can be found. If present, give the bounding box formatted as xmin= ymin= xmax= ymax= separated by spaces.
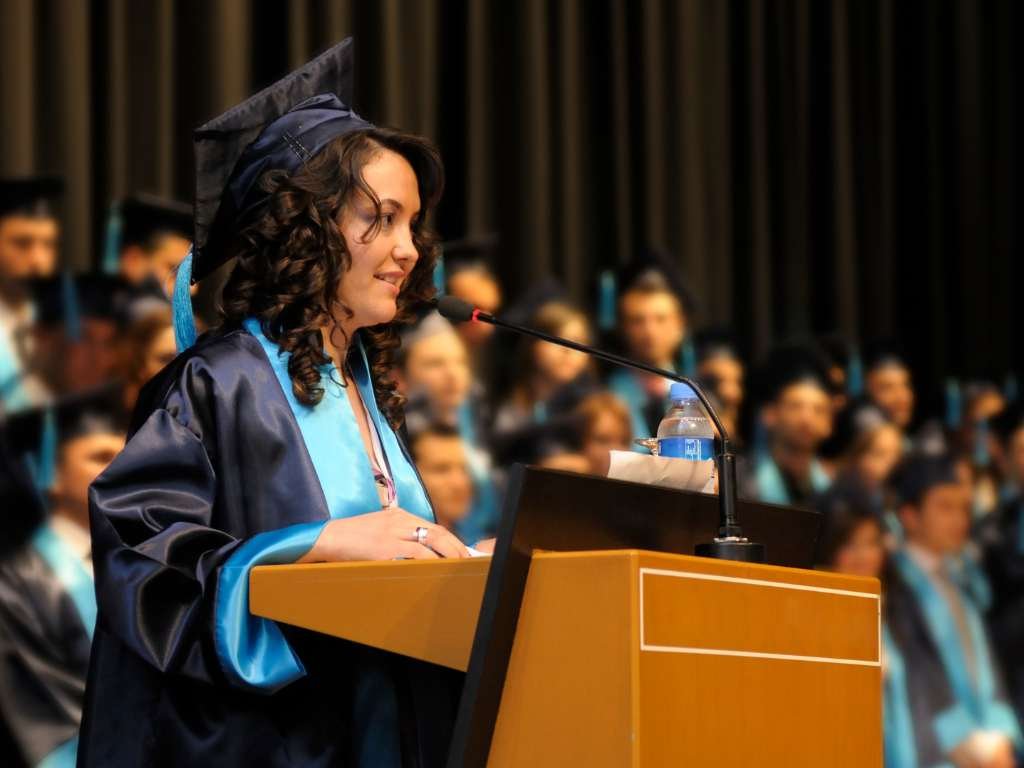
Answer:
xmin=472 ymin=538 xmax=497 ymax=554
xmin=298 ymin=507 xmax=470 ymax=563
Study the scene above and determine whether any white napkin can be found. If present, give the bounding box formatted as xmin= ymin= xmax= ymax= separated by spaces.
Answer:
xmin=607 ymin=451 xmax=715 ymax=493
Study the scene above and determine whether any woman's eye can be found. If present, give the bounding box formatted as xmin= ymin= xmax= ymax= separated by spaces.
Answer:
xmin=381 ymin=213 xmax=395 ymax=228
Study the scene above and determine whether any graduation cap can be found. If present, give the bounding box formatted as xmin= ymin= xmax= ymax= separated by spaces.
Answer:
xmin=0 ymin=175 xmax=63 ymax=219
xmin=32 ymin=272 xmax=134 ymax=336
xmin=820 ymin=400 xmax=890 ymax=459
xmin=754 ymin=342 xmax=834 ymax=406
xmin=103 ymin=193 xmax=192 ymax=274
xmin=613 ymin=247 xmax=696 ymax=318
xmin=891 ymin=453 xmax=960 ymax=507
xmin=863 ymin=339 xmax=909 ymax=374
xmin=436 ymin=233 xmax=500 ymax=296
xmin=695 ymin=328 xmax=741 ymax=363
xmin=991 ymin=404 xmax=1024 ymax=446
xmin=814 ymin=476 xmax=884 ymax=566
xmin=2 ymin=384 xmax=126 ymax=494
xmin=173 ymin=37 xmax=367 ymax=350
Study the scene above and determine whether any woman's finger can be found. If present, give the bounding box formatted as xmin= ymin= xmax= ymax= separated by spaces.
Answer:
xmin=423 ymin=525 xmax=469 ymax=558
xmin=397 ymin=541 xmax=440 ymax=560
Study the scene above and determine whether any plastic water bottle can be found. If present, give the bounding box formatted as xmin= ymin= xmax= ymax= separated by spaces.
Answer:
xmin=656 ymin=382 xmax=715 ymax=462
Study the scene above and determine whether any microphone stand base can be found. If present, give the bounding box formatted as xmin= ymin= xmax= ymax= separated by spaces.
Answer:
xmin=695 ymin=537 xmax=766 ymax=563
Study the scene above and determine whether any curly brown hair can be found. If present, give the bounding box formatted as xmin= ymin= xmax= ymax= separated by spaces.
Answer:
xmin=219 ymin=127 xmax=444 ymax=427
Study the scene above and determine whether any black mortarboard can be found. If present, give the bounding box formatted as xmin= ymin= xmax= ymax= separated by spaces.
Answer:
xmin=2 ymin=384 xmax=126 ymax=492
xmin=615 ymin=247 xmax=696 ymax=317
xmin=814 ymin=476 xmax=884 ymax=566
xmin=119 ymin=193 xmax=192 ymax=248
xmin=820 ymin=399 xmax=890 ymax=459
xmin=191 ymin=37 xmax=363 ymax=283
xmin=754 ymin=342 xmax=834 ymax=405
xmin=441 ymin=233 xmax=500 ymax=275
xmin=0 ymin=175 xmax=63 ymax=219
xmin=891 ymin=453 xmax=959 ymax=507
xmin=32 ymin=273 xmax=134 ymax=334
xmin=863 ymin=339 xmax=909 ymax=373
xmin=696 ymin=328 xmax=741 ymax=363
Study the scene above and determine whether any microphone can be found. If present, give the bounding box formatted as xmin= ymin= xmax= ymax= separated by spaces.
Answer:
xmin=434 ymin=295 xmax=765 ymax=562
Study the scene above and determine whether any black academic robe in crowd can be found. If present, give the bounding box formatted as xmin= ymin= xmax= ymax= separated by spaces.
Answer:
xmin=984 ymin=497 xmax=1024 ymax=725
xmin=0 ymin=536 xmax=92 ymax=768
xmin=77 ymin=327 xmax=461 ymax=768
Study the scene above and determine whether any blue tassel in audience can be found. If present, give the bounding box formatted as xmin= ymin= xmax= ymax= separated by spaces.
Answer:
xmin=173 ymin=247 xmax=197 ymax=352
xmin=945 ymin=378 xmax=962 ymax=431
xmin=597 ymin=270 xmax=616 ymax=331
xmin=846 ymin=347 xmax=864 ymax=398
xmin=433 ymin=255 xmax=446 ymax=296
xmin=60 ymin=270 xmax=81 ymax=343
xmin=102 ymin=201 xmax=123 ymax=275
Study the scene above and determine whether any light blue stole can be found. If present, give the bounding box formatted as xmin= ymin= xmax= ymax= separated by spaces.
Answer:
xmin=607 ymin=368 xmax=673 ymax=450
xmin=882 ymin=623 xmax=918 ymax=768
xmin=216 ymin=320 xmax=434 ymax=696
xmin=753 ymin=456 xmax=831 ymax=506
xmin=893 ymin=550 xmax=1022 ymax=753
xmin=30 ymin=523 xmax=96 ymax=640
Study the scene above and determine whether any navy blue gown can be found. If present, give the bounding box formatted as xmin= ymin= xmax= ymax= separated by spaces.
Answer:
xmin=77 ymin=324 xmax=462 ymax=767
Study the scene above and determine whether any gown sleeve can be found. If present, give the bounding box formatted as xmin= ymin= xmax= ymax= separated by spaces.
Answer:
xmin=89 ymin=406 xmax=327 ymax=694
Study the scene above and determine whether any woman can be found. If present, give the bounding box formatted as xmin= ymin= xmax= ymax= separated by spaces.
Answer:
xmin=491 ymin=300 xmax=596 ymax=465
xmin=118 ymin=305 xmax=178 ymax=415
xmin=79 ymin=41 xmax=468 ymax=767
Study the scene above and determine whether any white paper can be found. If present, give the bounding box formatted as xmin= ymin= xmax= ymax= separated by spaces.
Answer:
xmin=606 ymin=450 xmax=715 ymax=493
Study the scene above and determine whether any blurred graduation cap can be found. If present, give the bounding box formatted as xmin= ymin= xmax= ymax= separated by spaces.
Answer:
xmin=991 ymin=403 xmax=1024 ymax=446
xmin=820 ymin=400 xmax=890 ymax=459
xmin=436 ymin=233 xmax=500 ymax=295
xmin=816 ymin=333 xmax=863 ymax=398
xmin=103 ymin=193 xmax=192 ymax=274
xmin=863 ymin=339 xmax=910 ymax=374
xmin=173 ymin=37 xmax=366 ymax=349
xmin=753 ymin=342 xmax=834 ymax=407
xmin=2 ymin=384 xmax=125 ymax=496
xmin=695 ymin=328 xmax=741 ymax=363
xmin=0 ymin=175 xmax=63 ymax=219
xmin=891 ymin=452 xmax=959 ymax=507
xmin=31 ymin=272 xmax=135 ymax=338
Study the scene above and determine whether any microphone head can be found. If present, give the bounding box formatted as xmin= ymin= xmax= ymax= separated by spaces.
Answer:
xmin=435 ymin=295 xmax=476 ymax=323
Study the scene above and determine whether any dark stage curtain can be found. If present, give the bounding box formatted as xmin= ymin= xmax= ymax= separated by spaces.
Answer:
xmin=0 ymin=0 xmax=1020 ymax=405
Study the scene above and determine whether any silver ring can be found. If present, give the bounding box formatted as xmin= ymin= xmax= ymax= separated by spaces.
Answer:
xmin=415 ymin=526 xmax=429 ymax=546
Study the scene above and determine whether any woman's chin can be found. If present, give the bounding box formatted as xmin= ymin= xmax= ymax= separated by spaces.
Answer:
xmin=357 ymin=300 xmax=399 ymax=328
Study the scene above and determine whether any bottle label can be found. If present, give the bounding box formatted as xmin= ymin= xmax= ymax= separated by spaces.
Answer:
xmin=658 ymin=436 xmax=715 ymax=462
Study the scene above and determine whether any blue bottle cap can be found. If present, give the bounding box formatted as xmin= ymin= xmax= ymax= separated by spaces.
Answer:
xmin=669 ymin=382 xmax=696 ymax=401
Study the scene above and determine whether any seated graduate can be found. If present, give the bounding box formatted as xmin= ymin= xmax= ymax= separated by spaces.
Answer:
xmin=0 ymin=176 xmax=63 ymax=414
xmin=572 ymin=391 xmax=633 ymax=476
xmin=605 ymin=250 xmax=692 ymax=442
xmin=117 ymin=304 xmax=177 ymax=416
xmin=741 ymin=344 xmax=834 ymax=507
xmin=105 ymin=193 xmax=192 ymax=299
xmin=408 ymin=424 xmax=476 ymax=536
xmin=982 ymin=405 xmax=1024 ymax=728
xmin=396 ymin=311 xmax=499 ymax=540
xmin=694 ymin=328 xmax=745 ymax=447
xmin=863 ymin=341 xmax=916 ymax=439
xmin=885 ymin=453 xmax=1022 ymax=768
xmin=438 ymin=233 xmax=503 ymax=375
xmin=0 ymin=389 xmax=125 ymax=768
xmin=78 ymin=40 xmax=471 ymax=768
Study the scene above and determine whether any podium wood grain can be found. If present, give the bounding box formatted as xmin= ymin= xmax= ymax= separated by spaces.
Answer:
xmin=251 ymin=550 xmax=881 ymax=767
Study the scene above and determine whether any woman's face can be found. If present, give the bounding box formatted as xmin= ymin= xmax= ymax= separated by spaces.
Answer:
xmin=582 ymin=411 xmax=631 ymax=473
xmin=832 ymin=519 xmax=885 ymax=579
xmin=856 ymin=424 xmax=903 ymax=489
xmin=336 ymin=149 xmax=421 ymax=331
xmin=141 ymin=325 xmax=178 ymax=384
xmin=532 ymin=316 xmax=590 ymax=386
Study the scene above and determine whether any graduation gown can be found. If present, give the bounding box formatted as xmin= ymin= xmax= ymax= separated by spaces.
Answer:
xmin=743 ymin=455 xmax=831 ymax=508
xmin=883 ymin=550 xmax=1022 ymax=766
xmin=0 ymin=522 xmax=95 ymax=768
xmin=78 ymin=321 xmax=462 ymax=768
xmin=983 ymin=497 xmax=1024 ymax=726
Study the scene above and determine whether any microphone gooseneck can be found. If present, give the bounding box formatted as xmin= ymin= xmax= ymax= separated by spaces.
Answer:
xmin=433 ymin=295 xmax=764 ymax=562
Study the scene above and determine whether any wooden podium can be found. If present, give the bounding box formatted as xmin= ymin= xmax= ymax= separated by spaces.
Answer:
xmin=251 ymin=467 xmax=882 ymax=767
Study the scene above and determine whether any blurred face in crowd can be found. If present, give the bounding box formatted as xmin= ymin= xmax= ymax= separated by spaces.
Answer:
xmin=765 ymin=381 xmax=833 ymax=454
xmin=619 ymin=289 xmax=686 ymax=367
xmin=831 ymin=519 xmax=885 ymax=579
xmin=120 ymin=232 xmax=192 ymax=298
xmin=0 ymin=215 xmax=59 ymax=281
xmin=866 ymin=364 xmax=914 ymax=429
xmin=532 ymin=316 xmax=590 ymax=388
xmin=412 ymin=432 xmax=473 ymax=530
xmin=396 ymin=330 xmax=471 ymax=416
xmin=65 ymin=318 xmax=121 ymax=394
xmin=448 ymin=269 xmax=502 ymax=350
xmin=581 ymin=409 xmax=632 ymax=474
xmin=699 ymin=356 xmax=744 ymax=413
xmin=901 ymin=483 xmax=971 ymax=555
xmin=855 ymin=424 xmax=903 ymax=490
xmin=140 ymin=324 xmax=179 ymax=383
xmin=336 ymin=149 xmax=421 ymax=331
xmin=51 ymin=431 xmax=125 ymax=528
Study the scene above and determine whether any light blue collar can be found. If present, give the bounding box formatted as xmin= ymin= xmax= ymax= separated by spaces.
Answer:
xmin=243 ymin=318 xmax=432 ymax=522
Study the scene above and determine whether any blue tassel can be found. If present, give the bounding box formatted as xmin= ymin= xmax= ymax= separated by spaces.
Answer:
xmin=597 ymin=270 xmax=616 ymax=331
xmin=973 ymin=419 xmax=991 ymax=468
xmin=752 ymin=416 xmax=769 ymax=462
xmin=680 ymin=337 xmax=697 ymax=378
xmin=433 ymin=255 xmax=446 ymax=296
xmin=102 ymin=201 xmax=123 ymax=275
xmin=173 ymin=247 xmax=197 ymax=352
xmin=26 ymin=407 xmax=57 ymax=497
xmin=846 ymin=347 xmax=864 ymax=398
xmin=1004 ymin=373 xmax=1019 ymax=404
xmin=60 ymin=271 xmax=81 ymax=343
xmin=945 ymin=378 xmax=962 ymax=431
